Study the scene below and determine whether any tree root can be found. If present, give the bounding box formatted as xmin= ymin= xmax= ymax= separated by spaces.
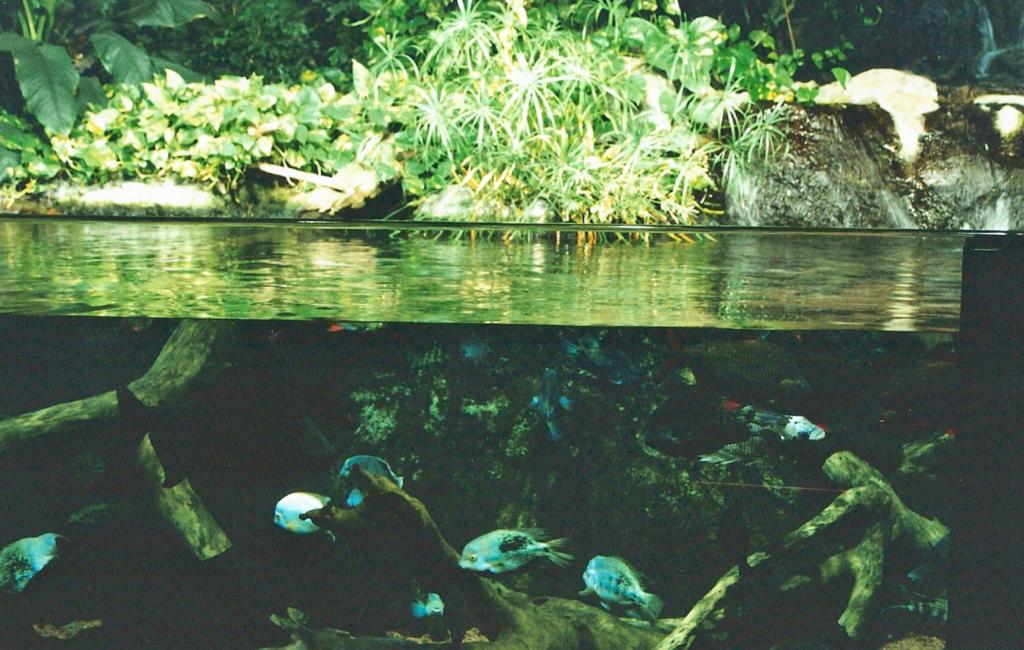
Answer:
xmin=291 ymin=469 xmax=666 ymax=649
xmin=655 ymin=451 xmax=949 ymax=649
xmin=0 ymin=319 xmax=234 ymax=560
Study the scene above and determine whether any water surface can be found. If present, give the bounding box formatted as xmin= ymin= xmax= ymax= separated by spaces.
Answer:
xmin=0 ymin=218 xmax=965 ymax=330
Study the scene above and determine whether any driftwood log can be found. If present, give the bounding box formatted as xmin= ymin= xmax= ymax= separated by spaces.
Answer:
xmin=0 ymin=319 xmax=234 ymax=559
xmin=656 ymin=451 xmax=949 ymax=650
xmin=278 ymin=468 xmax=666 ymax=650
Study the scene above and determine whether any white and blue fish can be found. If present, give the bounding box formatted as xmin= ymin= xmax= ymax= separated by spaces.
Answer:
xmin=274 ymin=492 xmax=330 ymax=535
xmin=459 ymin=528 xmax=573 ymax=573
xmin=700 ymin=401 xmax=827 ymax=465
xmin=0 ymin=532 xmax=65 ymax=594
xmin=339 ymin=455 xmax=404 ymax=507
xmin=531 ymin=369 xmax=571 ymax=441
xmin=411 ymin=592 xmax=445 ymax=619
xmin=580 ymin=555 xmax=663 ymax=622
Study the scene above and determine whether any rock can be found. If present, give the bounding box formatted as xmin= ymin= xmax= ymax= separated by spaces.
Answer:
xmin=816 ymin=69 xmax=939 ymax=162
xmin=727 ymin=95 xmax=1024 ymax=229
xmin=49 ymin=180 xmax=228 ymax=217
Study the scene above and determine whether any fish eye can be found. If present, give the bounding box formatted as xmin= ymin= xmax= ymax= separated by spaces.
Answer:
xmin=469 ymin=554 xmax=477 ymax=562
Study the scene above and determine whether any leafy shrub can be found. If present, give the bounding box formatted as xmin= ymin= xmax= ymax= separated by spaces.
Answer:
xmin=149 ymin=0 xmax=333 ymax=82
xmin=52 ymin=70 xmax=399 ymax=194
xmin=0 ymin=0 xmax=214 ymax=134
xmin=361 ymin=1 xmax=795 ymax=225
xmin=0 ymin=108 xmax=60 ymax=204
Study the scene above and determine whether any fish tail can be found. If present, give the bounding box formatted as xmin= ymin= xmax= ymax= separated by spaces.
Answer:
xmin=546 ymin=420 xmax=562 ymax=442
xmin=544 ymin=538 xmax=574 ymax=567
xmin=642 ymin=592 xmax=664 ymax=621
xmin=346 ymin=488 xmax=365 ymax=507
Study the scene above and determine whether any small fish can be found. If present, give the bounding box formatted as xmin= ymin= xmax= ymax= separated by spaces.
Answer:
xmin=339 ymin=455 xmax=404 ymax=507
xmin=327 ymin=322 xmax=384 ymax=333
xmin=274 ymin=492 xmax=330 ymax=535
xmin=411 ymin=592 xmax=445 ymax=619
xmin=563 ymin=336 xmax=642 ymax=385
xmin=460 ymin=336 xmax=495 ymax=364
xmin=881 ymin=586 xmax=947 ymax=623
xmin=698 ymin=438 xmax=767 ymax=465
xmin=731 ymin=403 xmax=827 ymax=441
xmin=531 ymin=369 xmax=571 ymax=441
xmin=722 ymin=399 xmax=743 ymax=412
xmin=0 ymin=532 xmax=65 ymax=594
xmin=459 ymin=528 xmax=573 ymax=573
xmin=580 ymin=555 xmax=663 ymax=622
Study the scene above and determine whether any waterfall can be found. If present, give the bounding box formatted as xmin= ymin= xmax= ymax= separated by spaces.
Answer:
xmin=973 ymin=0 xmax=1024 ymax=77
xmin=973 ymin=0 xmax=1000 ymax=77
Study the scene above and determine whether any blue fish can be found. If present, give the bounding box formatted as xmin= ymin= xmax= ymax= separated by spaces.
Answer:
xmin=580 ymin=555 xmax=663 ymax=622
xmin=460 ymin=336 xmax=494 ymax=364
xmin=531 ymin=369 xmax=571 ymax=441
xmin=0 ymin=532 xmax=65 ymax=594
xmin=563 ymin=336 xmax=642 ymax=385
xmin=459 ymin=528 xmax=573 ymax=573
xmin=411 ymin=592 xmax=445 ymax=619
xmin=339 ymin=455 xmax=404 ymax=507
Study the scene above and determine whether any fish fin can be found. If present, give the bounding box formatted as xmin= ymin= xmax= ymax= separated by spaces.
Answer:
xmin=558 ymin=396 xmax=572 ymax=411
xmin=346 ymin=488 xmax=364 ymax=507
xmin=544 ymin=538 xmax=574 ymax=567
xmin=397 ymin=476 xmax=405 ymax=489
xmin=325 ymin=530 xmax=336 ymax=543
xmin=546 ymin=420 xmax=562 ymax=442
xmin=600 ymin=602 xmax=611 ymax=612
xmin=578 ymin=586 xmax=595 ymax=597
xmin=643 ymin=592 xmax=664 ymax=621
xmin=518 ymin=527 xmax=548 ymax=540
xmin=411 ymin=602 xmax=427 ymax=619
xmin=699 ymin=438 xmax=764 ymax=465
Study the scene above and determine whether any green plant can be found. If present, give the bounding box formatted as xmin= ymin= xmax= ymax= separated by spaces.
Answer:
xmin=0 ymin=107 xmax=60 ymax=205
xmin=0 ymin=0 xmax=214 ymax=134
xmin=51 ymin=70 xmax=399 ymax=194
xmin=148 ymin=0 xmax=323 ymax=82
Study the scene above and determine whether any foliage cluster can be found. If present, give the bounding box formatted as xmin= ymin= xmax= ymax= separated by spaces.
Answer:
xmin=1 ymin=0 xmax=853 ymax=226
xmin=50 ymin=70 xmax=399 ymax=194
xmin=0 ymin=108 xmax=61 ymax=205
xmin=368 ymin=0 xmax=797 ymax=224
xmin=0 ymin=0 xmax=214 ymax=135
xmin=141 ymin=0 xmax=364 ymax=82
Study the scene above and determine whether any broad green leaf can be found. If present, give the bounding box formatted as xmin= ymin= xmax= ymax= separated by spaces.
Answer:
xmin=151 ymin=56 xmax=205 ymax=83
xmin=76 ymin=75 xmax=108 ymax=111
xmin=353 ymin=61 xmax=371 ymax=100
xmin=622 ymin=17 xmax=655 ymax=48
xmin=0 ymin=122 xmax=38 ymax=151
xmin=91 ymin=32 xmax=154 ymax=85
xmin=0 ymin=146 xmax=19 ymax=181
xmin=23 ymin=151 xmax=61 ymax=178
xmin=124 ymin=0 xmax=215 ymax=28
xmin=2 ymin=39 xmax=79 ymax=134
xmin=831 ymin=67 xmax=852 ymax=88
xmin=0 ymin=31 xmax=34 ymax=53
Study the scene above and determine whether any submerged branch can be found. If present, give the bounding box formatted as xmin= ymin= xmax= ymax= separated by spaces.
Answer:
xmin=0 ymin=320 xmax=230 ymax=455
xmin=298 ymin=469 xmax=664 ymax=649
xmin=656 ymin=451 xmax=949 ymax=648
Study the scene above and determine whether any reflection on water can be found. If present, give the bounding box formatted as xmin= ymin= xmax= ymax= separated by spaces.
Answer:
xmin=0 ymin=219 xmax=964 ymax=330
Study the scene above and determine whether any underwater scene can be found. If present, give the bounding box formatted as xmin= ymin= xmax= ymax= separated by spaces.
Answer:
xmin=0 ymin=316 xmax=954 ymax=649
